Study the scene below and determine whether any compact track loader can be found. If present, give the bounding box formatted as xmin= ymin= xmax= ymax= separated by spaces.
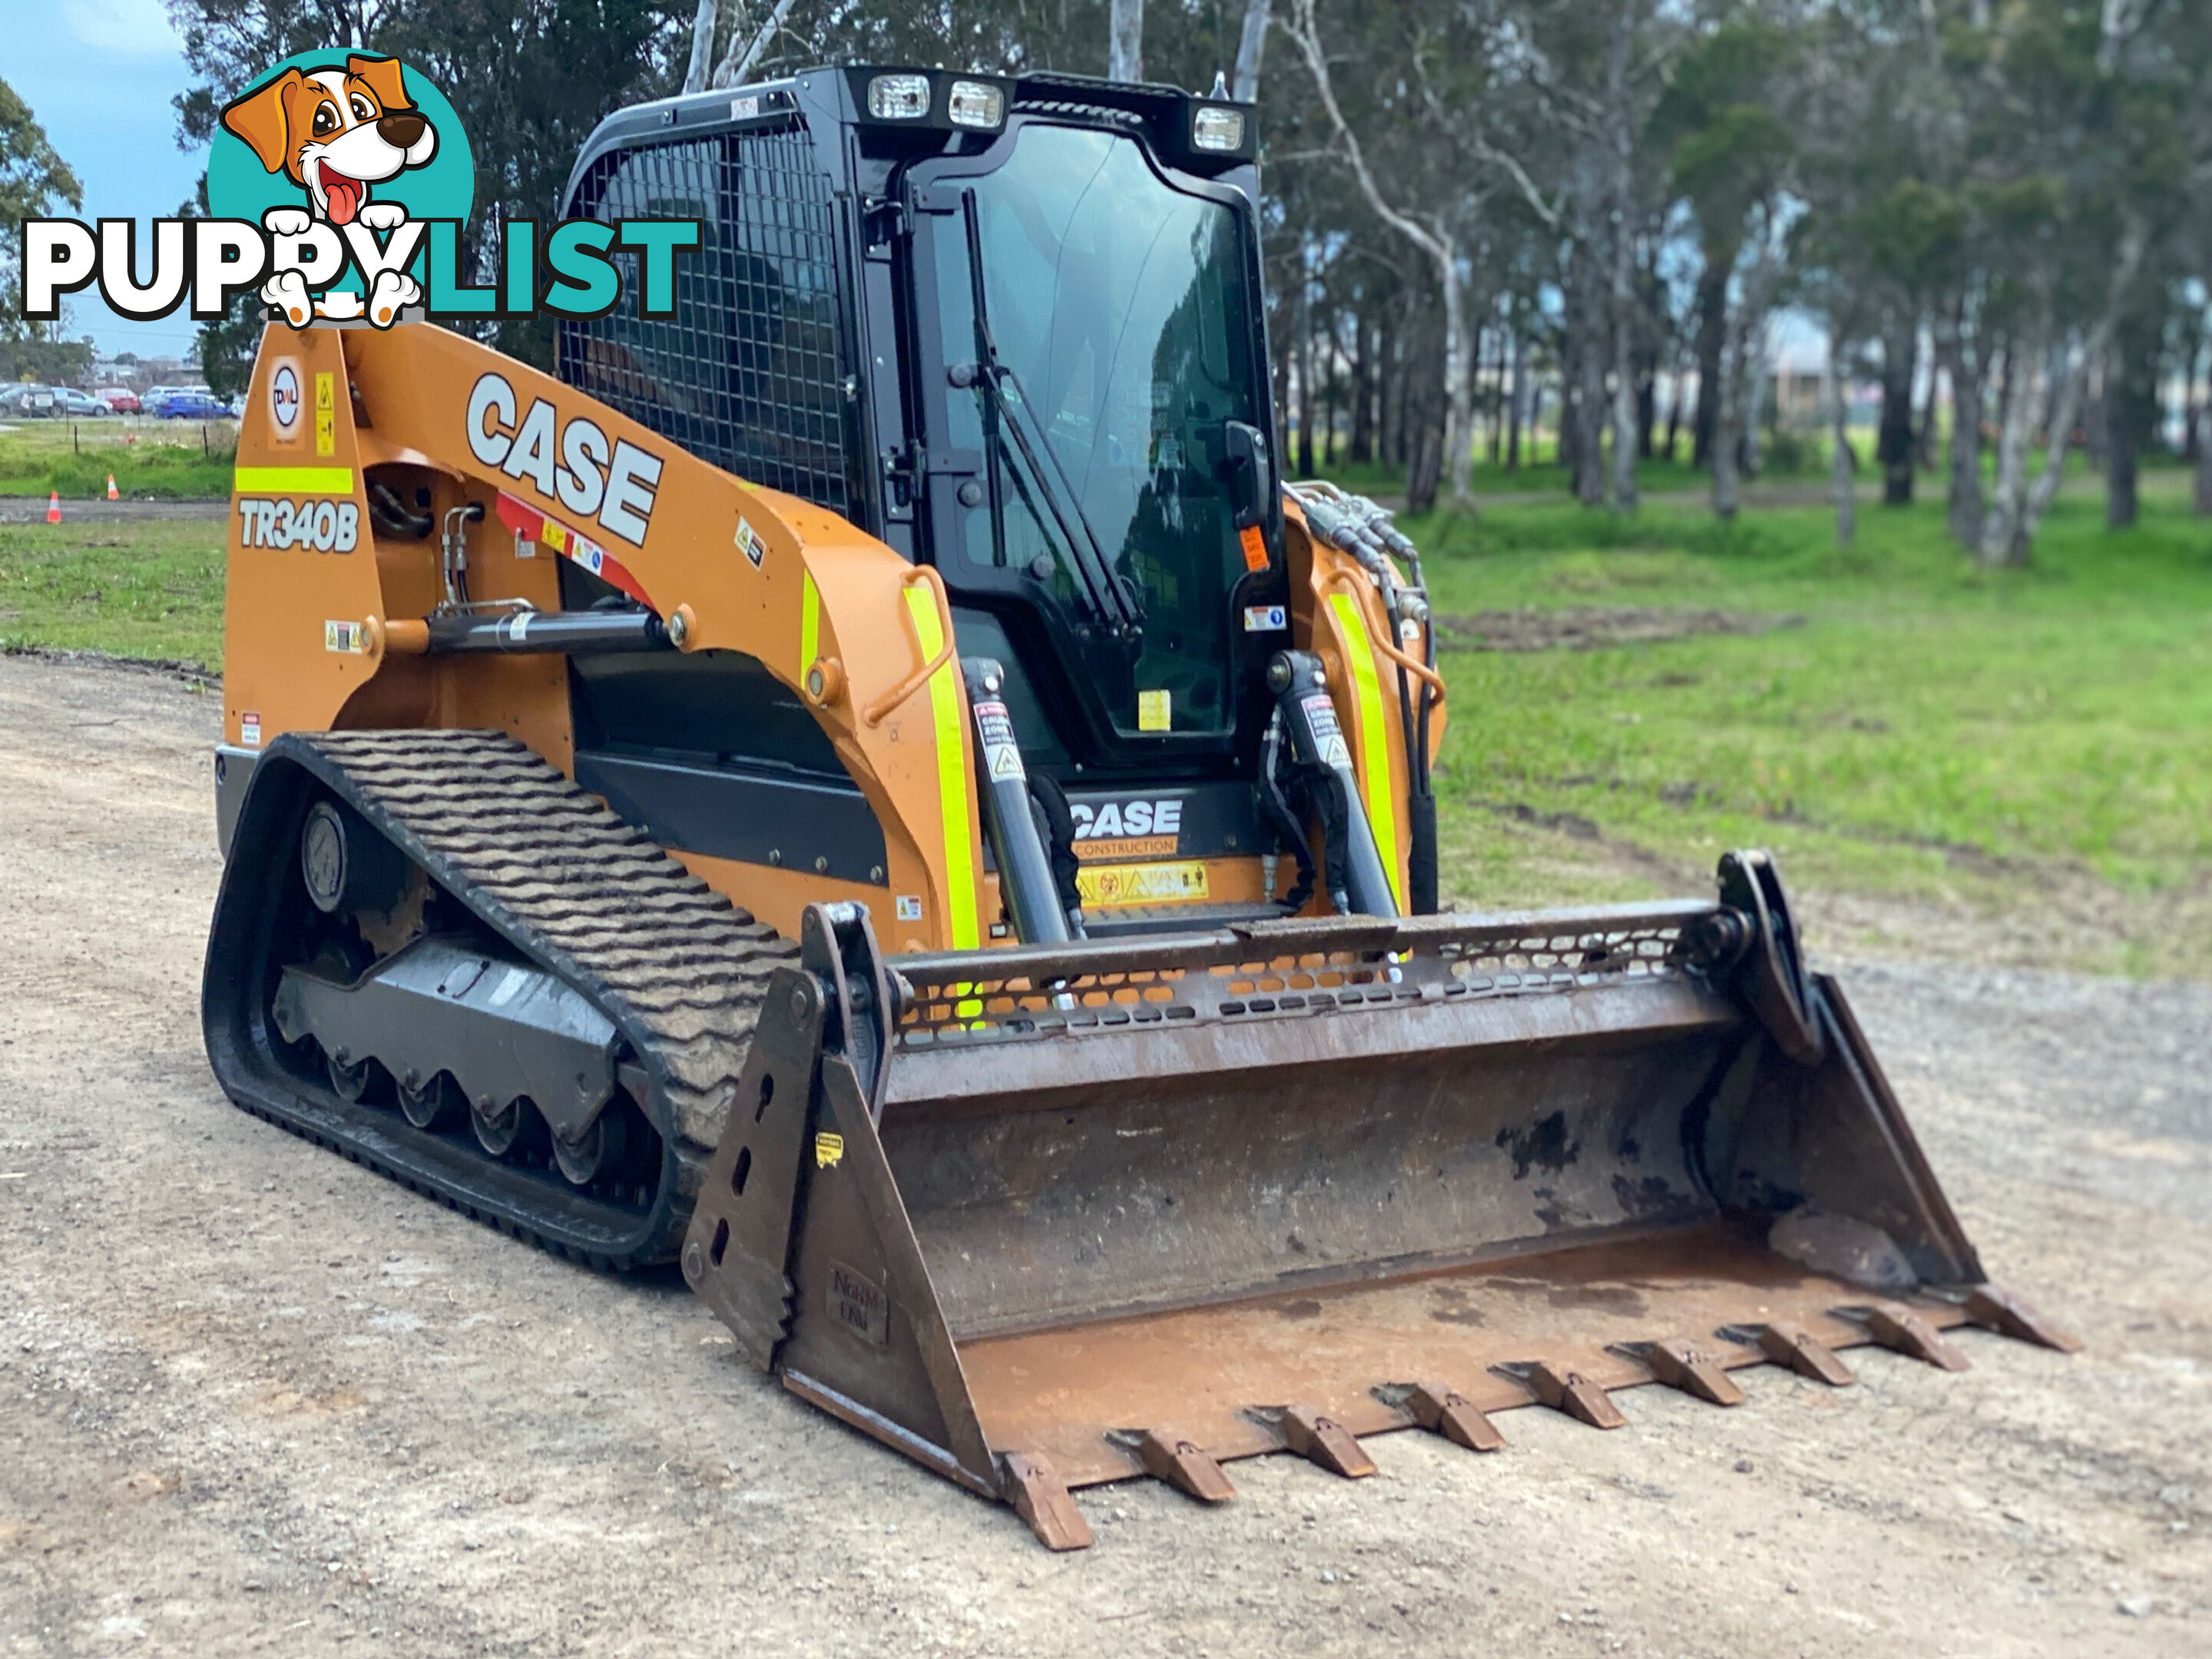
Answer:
xmin=204 ymin=65 xmax=2076 ymax=1550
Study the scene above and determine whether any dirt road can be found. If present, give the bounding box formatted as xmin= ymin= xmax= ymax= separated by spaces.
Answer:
xmin=2 ymin=654 xmax=2205 ymax=1657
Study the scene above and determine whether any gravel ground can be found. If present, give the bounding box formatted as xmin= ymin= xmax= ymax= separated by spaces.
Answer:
xmin=0 ymin=499 xmax=229 ymax=525
xmin=1 ymin=654 xmax=2205 ymax=1657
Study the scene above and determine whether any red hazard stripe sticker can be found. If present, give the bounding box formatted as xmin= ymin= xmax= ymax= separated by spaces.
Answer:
xmin=494 ymin=492 xmax=653 ymax=608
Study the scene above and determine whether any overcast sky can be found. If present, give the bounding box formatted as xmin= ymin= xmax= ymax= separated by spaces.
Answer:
xmin=12 ymin=3 xmax=1839 ymax=382
xmin=15 ymin=1 xmax=207 ymax=361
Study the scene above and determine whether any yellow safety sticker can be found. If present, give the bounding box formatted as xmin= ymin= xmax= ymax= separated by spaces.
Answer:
xmin=1327 ymin=591 xmax=1404 ymax=912
xmin=1137 ymin=687 xmax=1171 ymax=731
xmin=234 ymin=465 xmax=355 ymax=495
xmin=314 ymin=370 xmax=335 ymax=456
xmin=800 ymin=570 xmax=820 ymax=671
xmin=904 ymin=584 xmax=979 ymax=949
xmin=1077 ymin=860 xmax=1210 ymax=908
xmin=814 ymin=1131 xmax=844 ymax=1169
xmin=323 ymin=620 xmax=368 ymax=654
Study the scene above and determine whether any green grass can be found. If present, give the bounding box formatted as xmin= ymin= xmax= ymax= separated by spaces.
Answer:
xmin=0 ymin=419 xmax=237 ymax=499
xmin=2 ymin=475 xmax=2207 ymax=972
xmin=0 ymin=518 xmax=227 ymax=668
xmin=1406 ymin=478 xmax=2212 ymax=972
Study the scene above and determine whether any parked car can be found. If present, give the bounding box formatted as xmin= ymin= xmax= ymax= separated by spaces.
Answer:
xmin=55 ymin=389 xmax=107 ymax=418
xmin=0 ymin=384 xmax=60 ymax=417
xmin=95 ymin=387 xmax=141 ymax=414
xmin=151 ymin=389 xmax=230 ymax=419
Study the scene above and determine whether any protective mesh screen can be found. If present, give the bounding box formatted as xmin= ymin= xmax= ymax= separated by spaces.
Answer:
xmin=558 ymin=124 xmax=854 ymax=514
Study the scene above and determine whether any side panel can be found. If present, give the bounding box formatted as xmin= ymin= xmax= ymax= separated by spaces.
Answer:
xmin=224 ymin=320 xmax=991 ymax=954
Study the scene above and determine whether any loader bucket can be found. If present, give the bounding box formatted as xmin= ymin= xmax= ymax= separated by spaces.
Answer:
xmin=682 ymin=853 xmax=2078 ymax=1548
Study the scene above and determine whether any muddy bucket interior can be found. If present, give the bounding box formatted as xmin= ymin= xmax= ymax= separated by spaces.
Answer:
xmin=682 ymin=862 xmax=2074 ymax=1546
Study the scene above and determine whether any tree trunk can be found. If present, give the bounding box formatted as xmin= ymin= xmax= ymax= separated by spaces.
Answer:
xmin=1979 ymin=335 xmax=2039 ymax=567
xmin=1441 ymin=252 xmax=1476 ymax=503
xmin=1231 ymin=0 xmax=1270 ymax=101
xmin=1714 ymin=315 xmax=1743 ymax=520
xmin=1405 ymin=307 xmax=1446 ymax=514
xmin=1712 ymin=211 xmax=1781 ymax=521
xmin=2197 ymin=419 xmax=2212 ymax=515
xmin=1609 ymin=220 xmax=1637 ymax=510
xmin=1877 ymin=318 xmax=1916 ymax=505
xmin=1505 ymin=327 xmax=1525 ymax=471
xmin=1995 ymin=226 xmax=2144 ymax=563
xmin=710 ymin=0 xmax=799 ymax=87
xmin=1295 ymin=283 xmax=1315 ymax=478
xmin=1938 ymin=322 xmax=1984 ymax=550
xmin=1916 ymin=352 xmax=1940 ymax=470
xmin=1108 ymin=0 xmax=1144 ymax=81
xmin=1689 ymin=251 xmax=1730 ymax=468
xmin=1603 ymin=2 xmax=1637 ymax=512
xmin=1828 ymin=329 xmax=1856 ymax=545
xmin=2106 ymin=315 xmax=2158 ymax=531
xmin=1568 ymin=246 xmax=1606 ymax=505
xmin=1662 ymin=351 xmax=1684 ymax=460
xmin=1741 ymin=321 xmax=1769 ymax=477
xmin=683 ymin=0 xmax=719 ymax=93
xmin=1348 ymin=312 xmax=1373 ymax=465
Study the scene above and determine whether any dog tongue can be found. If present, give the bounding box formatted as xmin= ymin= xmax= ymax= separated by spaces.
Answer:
xmin=321 ymin=167 xmax=364 ymax=226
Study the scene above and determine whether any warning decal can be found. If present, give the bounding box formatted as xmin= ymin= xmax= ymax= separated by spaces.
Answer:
xmin=1303 ymin=693 xmax=1353 ymax=769
xmin=974 ymin=698 xmax=1025 ymax=783
xmin=494 ymin=492 xmax=653 ymax=608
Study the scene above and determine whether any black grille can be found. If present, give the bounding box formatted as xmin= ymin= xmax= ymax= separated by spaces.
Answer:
xmin=558 ymin=124 xmax=854 ymax=515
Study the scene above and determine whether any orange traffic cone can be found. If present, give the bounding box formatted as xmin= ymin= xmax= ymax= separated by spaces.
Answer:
xmin=106 ymin=474 xmax=119 ymax=501
xmin=46 ymin=492 xmax=61 ymax=525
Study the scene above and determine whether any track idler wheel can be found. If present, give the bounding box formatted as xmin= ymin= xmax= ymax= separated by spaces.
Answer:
xmin=552 ymin=1104 xmax=631 ymax=1188
xmin=397 ymin=1071 xmax=461 ymax=1131
xmin=470 ymin=1094 xmax=532 ymax=1159
xmin=326 ymin=1051 xmax=382 ymax=1104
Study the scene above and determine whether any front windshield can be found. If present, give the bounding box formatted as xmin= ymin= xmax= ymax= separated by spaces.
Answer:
xmin=931 ymin=123 xmax=1263 ymax=737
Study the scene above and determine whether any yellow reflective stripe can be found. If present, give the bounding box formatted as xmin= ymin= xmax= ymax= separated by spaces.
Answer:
xmin=800 ymin=570 xmax=820 ymax=669
xmin=234 ymin=466 xmax=355 ymax=495
xmin=1329 ymin=591 xmax=1404 ymax=912
xmin=904 ymin=584 xmax=979 ymax=949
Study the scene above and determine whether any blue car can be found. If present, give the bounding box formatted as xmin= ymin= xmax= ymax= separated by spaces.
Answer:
xmin=152 ymin=390 xmax=230 ymax=419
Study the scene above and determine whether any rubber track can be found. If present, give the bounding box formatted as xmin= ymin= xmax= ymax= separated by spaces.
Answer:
xmin=293 ymin=730 xmax=796 ymax=1260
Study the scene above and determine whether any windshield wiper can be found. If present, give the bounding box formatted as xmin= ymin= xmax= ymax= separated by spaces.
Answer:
xmin=959 ymin=190 xmax=1143 ymax=639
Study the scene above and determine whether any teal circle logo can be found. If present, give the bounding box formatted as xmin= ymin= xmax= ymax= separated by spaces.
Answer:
xmin=210 ymin=51 xmax=472 ymax=228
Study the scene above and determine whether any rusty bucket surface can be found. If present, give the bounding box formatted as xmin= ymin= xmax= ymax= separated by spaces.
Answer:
xmin=680 ymin=854 xmax=2076 ymax=1550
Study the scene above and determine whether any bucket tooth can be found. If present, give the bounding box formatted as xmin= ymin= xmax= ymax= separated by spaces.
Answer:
xmin=1741 ymin=1321 xmax=1856 ymax=1386
xmin=1515 ymin=1363 xmax=1628 ymax=1429
xmin=1280 ymin=1405 xmax=1378 ymax=1479
xmin=1851 ymin=1303 xmax=1971 ymax=1372
xmin=1633 ymin=1338 xmax=1747 ymax=1407
xmin=999 ymin=1452 xmax=1093 ymax=1551
xmin=1131 ymin=1429 xmax=1237 ymax=1503
xmin=1962 ymin=1285 xmax=2083 ymax=1353
xmin=1403 ymin=1383 xmax=1506 ymax=1452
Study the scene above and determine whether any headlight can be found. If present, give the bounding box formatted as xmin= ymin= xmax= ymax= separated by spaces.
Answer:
xmin=867 ymin=74 xmax=932 ymax=121
xmin=1192 ymin=105 xmax=1245 ymax=152
xmin=946 ymin=80 xmax=1005 ymax=130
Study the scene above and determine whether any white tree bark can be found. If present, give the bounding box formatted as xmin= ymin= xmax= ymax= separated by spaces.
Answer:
xmin=1232 ymin=0 xmax=1270 ymax=102
xmin=1109 ymin=0 xmax=1144 ymax=82
xmin=1980 ymin=224 xmax=2143 ymax=565
xmin=1979 ymin=336 xmax=2038 ymax=565
xmin=710 ymin=0 xmax=799 ymax=89
xmin=1604 ymin=1 xmax=1638 ymax=512
xmin=1285 ymin=0 xmax=1475 ymax=502
xmin=684 ymin=0 xmax=719 ymax=94
xmin=1711 ymin=208 xmax=1782 ymax=521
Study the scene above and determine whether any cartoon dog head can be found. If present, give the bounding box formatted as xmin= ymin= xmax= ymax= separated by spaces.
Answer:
xmin=220 ymin=55 xmax=437 ymax=227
